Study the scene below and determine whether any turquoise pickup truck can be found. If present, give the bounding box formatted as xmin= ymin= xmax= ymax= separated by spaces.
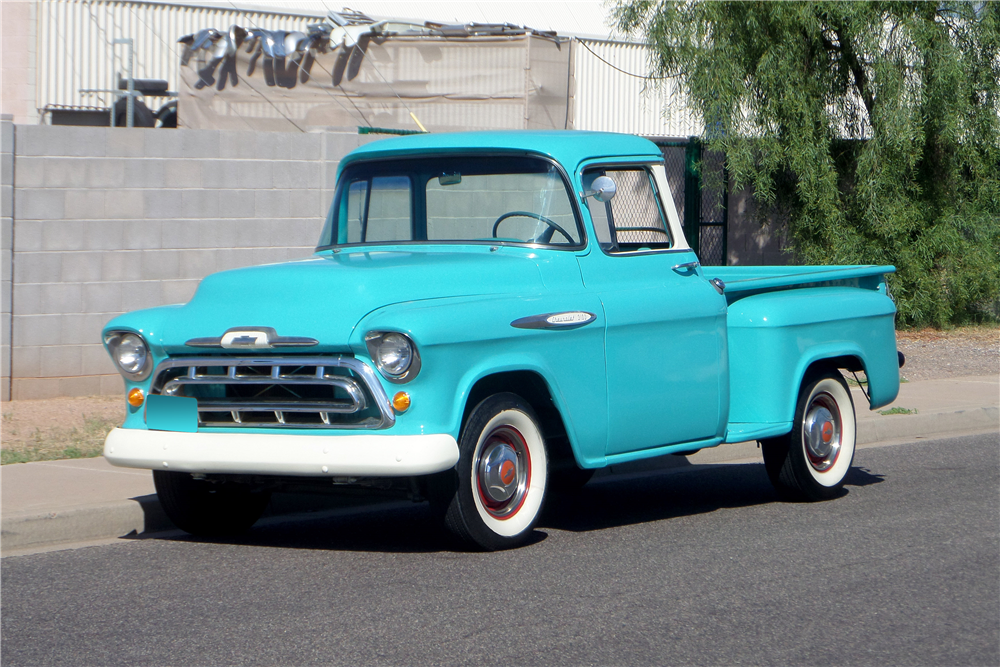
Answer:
xmin=103 ymin=131 xmax=901 ymax=550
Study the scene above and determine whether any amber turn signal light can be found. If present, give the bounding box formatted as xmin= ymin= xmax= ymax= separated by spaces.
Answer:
xmin=392 ymin=391 xmax=410 ymax=413
xmin=127 ymin=388 xmax=145 ymax=407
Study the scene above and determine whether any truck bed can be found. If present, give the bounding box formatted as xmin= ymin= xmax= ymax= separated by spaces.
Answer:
xmin=704 ymin=264 xmax=899 ymax=442
xmin=704 ymin=264 xmax=896 ymax=301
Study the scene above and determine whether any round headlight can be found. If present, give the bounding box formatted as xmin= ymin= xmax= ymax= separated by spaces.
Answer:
xmin=365 ymin=331 xmax=420 ymax=383
xmin=105 ymin=331 xmax=152 ymax=381
xmin=116 ymin=334 xmax=148 ymax=374
xmin=375 ymin=333 xmax=412 ymax=377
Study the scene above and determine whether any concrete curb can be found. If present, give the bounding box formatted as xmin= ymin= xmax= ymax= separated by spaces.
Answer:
xmin=3 ymin=406 xmax=997 ymax=555
xmin=2 ymin=496 xmax=169 ymax=554
xmin=858 ymin=406 xmax=998 ymax=446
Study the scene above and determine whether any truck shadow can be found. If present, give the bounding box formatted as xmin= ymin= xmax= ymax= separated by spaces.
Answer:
xmin=543 ymin=462 xmax=885 ymax=533
xmin=135 ymin=462 xmax=884 ymax=553
xmin=543 ymin=462 xmax=778 ymax=532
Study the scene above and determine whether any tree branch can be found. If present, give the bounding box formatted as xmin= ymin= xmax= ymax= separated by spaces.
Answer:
xmin=833 ymin=26 xmax=876 ymax=122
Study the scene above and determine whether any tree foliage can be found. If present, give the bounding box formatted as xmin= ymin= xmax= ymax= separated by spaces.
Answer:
xmin=613 ymin=1 xmax=1000 ymax=326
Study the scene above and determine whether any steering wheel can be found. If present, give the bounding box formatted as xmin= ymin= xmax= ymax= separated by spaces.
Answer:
xmin=491 ymin=211 xmax=574 ymax=244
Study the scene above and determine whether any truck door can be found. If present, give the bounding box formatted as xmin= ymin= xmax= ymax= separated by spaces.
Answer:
xmin=579 ymin=166 xmax=728 ymax=455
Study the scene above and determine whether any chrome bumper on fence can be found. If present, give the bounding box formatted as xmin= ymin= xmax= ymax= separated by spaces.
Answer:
xmin=103 ymin=428 xmax=459 ymax=477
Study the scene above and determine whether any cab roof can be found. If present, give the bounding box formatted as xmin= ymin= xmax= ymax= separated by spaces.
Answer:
xmin=341 ymin=130 xmax=665 ymax=173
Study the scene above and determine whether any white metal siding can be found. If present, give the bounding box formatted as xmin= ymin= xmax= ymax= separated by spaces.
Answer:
xmin=573 ymin=38 xmax=702 ymax=138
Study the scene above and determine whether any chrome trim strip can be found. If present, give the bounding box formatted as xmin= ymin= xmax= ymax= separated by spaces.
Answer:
xmin=671 ymin=260 xmax=701 ymax=272
xmin=150 ymin=356 xmax=395 ymax=429
xmin=185 ymin=400 xmax=363 ymax=414
xmin=185 ymin=326 xmax=318 ymax=349
xmin=511 ymin=311 xmax=597 ymax=331
xmin=186 ymin=337 xmax=319 ymax=348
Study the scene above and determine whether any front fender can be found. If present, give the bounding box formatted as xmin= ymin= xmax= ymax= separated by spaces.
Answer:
xmin=352 ymin=293 xmax=608 ymax=465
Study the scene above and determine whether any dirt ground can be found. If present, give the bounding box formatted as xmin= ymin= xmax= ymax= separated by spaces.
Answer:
xmin=1 ymin=394 xmax=124 ymax=464
xmin=895 ymin=325 xmax=1000 ymax=382
xmin=1 ymin=325 xmax=996 ymax=463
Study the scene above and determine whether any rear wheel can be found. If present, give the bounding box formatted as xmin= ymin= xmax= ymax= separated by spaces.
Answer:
xmin=153 ymin=470 xmax=271 ymax=537
xmin=439 ymin=393 xmax=548 ymax=550
xmin=761 ymin=371 xmax=856 ymax=501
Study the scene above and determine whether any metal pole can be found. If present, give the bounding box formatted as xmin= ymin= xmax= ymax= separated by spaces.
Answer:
xmin=683 ymin=138 xmax=702 ymax=256
xmin=722 ymin=164 xmax=729 ymax=266
xmin=113 ymin=38 xmax=135 ymax=128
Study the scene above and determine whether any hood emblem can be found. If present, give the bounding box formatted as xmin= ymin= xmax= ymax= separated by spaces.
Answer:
xmin=186 ymin=327 xmax=318 ymax=349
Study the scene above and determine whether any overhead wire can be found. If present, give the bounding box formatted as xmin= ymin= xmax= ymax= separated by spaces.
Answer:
xmin=309 ymin=0 xmax=373 ymax=123
xmin=229 ymin=0 xmax=428 ymax=130
xmin=44 ymin=0 xmax=89 ymax=107
xmin=123 ymin=3 xmax=258 ymax=131
xmin=81 ymin=0 xmax=127 ymax=107
xmin=576 ymin=39 xmax=679 ymax=80
xmin=80 ymin=0 xmax=276 ymax=132
xmin=225 ymin=0 xmax=374 ymax=129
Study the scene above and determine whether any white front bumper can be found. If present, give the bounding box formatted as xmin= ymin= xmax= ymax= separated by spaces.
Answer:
xmin=103 ymin=428 xmax=459 ymax=477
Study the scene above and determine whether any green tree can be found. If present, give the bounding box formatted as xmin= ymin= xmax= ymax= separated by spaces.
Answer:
xmin=614 ymin=1 xmax=1000 ymax=326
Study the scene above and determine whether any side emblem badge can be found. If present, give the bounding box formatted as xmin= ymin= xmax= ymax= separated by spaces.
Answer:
xmin=511 ymin=311 xmax=597 ymax=331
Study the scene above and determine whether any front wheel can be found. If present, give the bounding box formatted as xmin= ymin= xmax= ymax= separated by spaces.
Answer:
xmin=439 ymin=393 xmax=548 ymax=550
xmin=761 ymin=371 xmax=856 ymax=501
xmin=153 ymin=470 xmax=271 ymax=537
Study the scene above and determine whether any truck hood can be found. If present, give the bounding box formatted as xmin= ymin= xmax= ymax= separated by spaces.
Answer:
xmin=143 ymin=249 xmax=549 ymax=352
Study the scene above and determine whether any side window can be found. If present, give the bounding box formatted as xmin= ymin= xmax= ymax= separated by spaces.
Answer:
xmin=344 ymin=176 xmax=412 ymax=243
xmin=583 ymin=168 xmax=672 ymax=252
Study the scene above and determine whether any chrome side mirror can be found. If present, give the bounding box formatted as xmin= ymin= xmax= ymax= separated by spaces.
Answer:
xmin=585 ymin=175 xmax=617 ymax=203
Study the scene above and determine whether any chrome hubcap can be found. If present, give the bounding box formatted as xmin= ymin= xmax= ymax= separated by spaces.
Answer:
xmin=476 ymin=426 xmax=530 ymax=518
xmin=803 ymin=393 xmax=841 ymax=472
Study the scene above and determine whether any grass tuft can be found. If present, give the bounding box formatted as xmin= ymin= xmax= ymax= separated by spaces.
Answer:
xmin=1 ymin=415 xmax=118 ymax=465
xmin=878 ymin=406 xmax=917 ymax=416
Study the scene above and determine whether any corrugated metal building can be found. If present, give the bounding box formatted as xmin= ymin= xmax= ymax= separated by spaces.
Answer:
xmin=5 ymin=0 xmax=704 ymax=138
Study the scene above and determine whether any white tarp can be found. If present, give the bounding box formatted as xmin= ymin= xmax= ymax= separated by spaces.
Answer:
xmin=179 ymin=31 xmax=573 ymax=133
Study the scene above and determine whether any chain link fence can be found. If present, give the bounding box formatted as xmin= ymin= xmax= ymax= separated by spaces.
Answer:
xmin=657 ymin=139 xmax=728 ymax=266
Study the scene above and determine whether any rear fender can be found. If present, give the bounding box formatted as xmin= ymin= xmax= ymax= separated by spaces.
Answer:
xmin=727 ymin=287 xmax=900 ymax=426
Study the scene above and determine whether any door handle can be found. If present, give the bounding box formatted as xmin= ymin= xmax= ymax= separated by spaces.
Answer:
xmin=671 ymin=260 xmax=700 ymax=273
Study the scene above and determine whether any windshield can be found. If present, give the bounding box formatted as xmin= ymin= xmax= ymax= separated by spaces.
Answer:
xmin=318 ymin=156 xmax=583 ymax=249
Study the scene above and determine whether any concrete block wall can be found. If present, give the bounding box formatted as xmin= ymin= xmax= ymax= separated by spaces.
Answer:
xmin=2 ymin=116 xmax=14 ymax=401
xmin=6 ymin=124 xmax=373 ymax=400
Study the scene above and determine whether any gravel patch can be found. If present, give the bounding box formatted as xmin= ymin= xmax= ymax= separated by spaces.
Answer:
xmin=896 ymin=325 xmax=999 ymax=382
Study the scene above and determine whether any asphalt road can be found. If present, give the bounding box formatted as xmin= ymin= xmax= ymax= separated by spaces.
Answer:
xmin=3 ymin=432 xmax=997 ymax=666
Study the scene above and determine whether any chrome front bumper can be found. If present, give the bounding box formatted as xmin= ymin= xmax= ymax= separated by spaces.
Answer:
xmin=103 ymin=428 xmax=459 ymax=477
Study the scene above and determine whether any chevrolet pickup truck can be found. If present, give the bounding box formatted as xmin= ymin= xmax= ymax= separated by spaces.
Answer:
xmin=102 ymin=131 xmax=901 ymax=550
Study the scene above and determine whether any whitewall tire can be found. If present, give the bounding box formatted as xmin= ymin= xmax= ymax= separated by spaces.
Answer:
xmin=761 ymin=371 xmax=857 ymax=501
xmin=442 ymin=393 xmax=548 ymax=550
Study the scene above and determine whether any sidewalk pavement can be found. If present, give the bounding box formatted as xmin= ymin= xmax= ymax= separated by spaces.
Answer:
xmin=3 ymin=375 xmax=997 ymax=555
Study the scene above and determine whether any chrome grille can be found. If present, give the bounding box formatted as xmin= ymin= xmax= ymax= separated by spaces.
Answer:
xmin=150 ymin=357 xmax=394 ymax=429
